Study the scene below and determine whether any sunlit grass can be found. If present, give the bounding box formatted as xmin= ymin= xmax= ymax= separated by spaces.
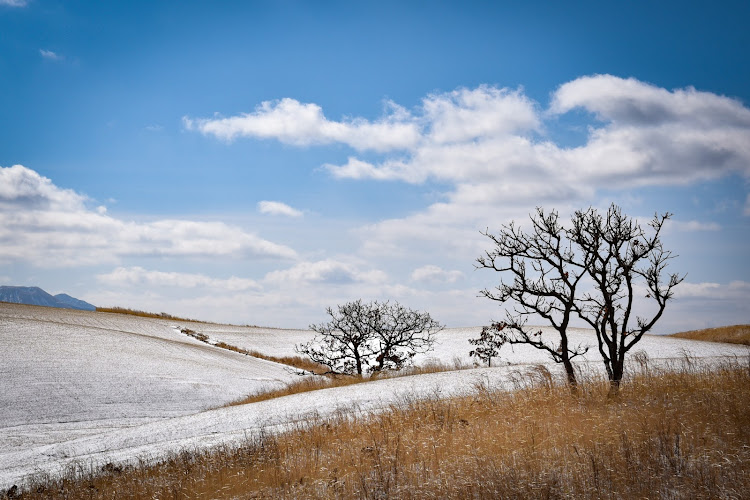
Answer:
xmin=96 ymin=306 xmax=204 ymax=323
xmin=671 ymin=324 xmax=750 ymax=345
xmin=16 ymin=356 xmax=749 ymax=499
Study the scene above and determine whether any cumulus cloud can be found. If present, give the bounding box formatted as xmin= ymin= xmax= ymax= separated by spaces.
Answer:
xmin=424 ymin=85 xmax=540 ymax=143
xmin=323 ymin=76 xmax=750 ymax=257
xmin=0 ymin=165 xmax=297 ymax=266
xmin=410 ymin=265 xmax=464 ymax=284
xmin=257 ymin=200 xmax=303 ymax=217
xmin=97 ymin=267 xmax=260 ymax=291
xmin=183 ymin=98 xmax=420 ymax=152
xmin=179 ymin=76 xmax=750 ymax=328
xmin=189 ymin=78 xmax=750 ymax=226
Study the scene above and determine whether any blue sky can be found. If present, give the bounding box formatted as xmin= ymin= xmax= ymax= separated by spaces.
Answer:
xmin=1 ymin=0 xmax=749 ymax=331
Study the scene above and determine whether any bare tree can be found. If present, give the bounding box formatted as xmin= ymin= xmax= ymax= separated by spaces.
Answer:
xmin=368 ymin=301 xmax=443 ymax=372
xmin=570 ymin=205 xmax=684 ymax=394
xmin=297 ymin=300 xmax=376 ymax=375
xmin=477 ymin=204 xmax=683 ymax=394
xmin=469 ymin=323 xmax=507 ymax=367
xmin=476 ymin=207 xmax=590 ymax=387
xmin=298 ymin=300 xmax=442 ymax=375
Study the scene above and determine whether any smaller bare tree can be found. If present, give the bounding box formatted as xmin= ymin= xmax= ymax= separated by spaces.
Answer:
xmin=298 ymin=300 xmax=442 ymax=375
xmin=469 ymin=323 xmax=507 ymax=367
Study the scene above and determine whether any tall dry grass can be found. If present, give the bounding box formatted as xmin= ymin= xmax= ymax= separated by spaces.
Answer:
xmin=10 ymin=358 xmax=749 ymax=499
xmin=670 ymin=324 xmax=750 ymax=346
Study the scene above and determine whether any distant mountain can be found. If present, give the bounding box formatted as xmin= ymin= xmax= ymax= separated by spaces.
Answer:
xmin=0 ymin=286 xmax=96 ymax=311
xmin=53 ymin=293 xmax=97 ymax=311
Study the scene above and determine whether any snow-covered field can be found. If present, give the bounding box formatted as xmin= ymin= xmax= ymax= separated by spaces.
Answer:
xmin=1 ymin=303 xmax=747 ymax=489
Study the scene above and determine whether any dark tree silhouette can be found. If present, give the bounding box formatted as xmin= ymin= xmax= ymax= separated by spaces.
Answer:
xmin=476 ymin=207 xmax=590 ymax=387
xmin=368 ymin=301 xmax=443 ymax=372
xmin=570 ymin=205 xmax=684 ymax=394
xmin=477 ymin=204 xmax=682 ymax=394
xmin=469 ymin=322 xmax=507 ymax=367
xmin=297 ymin=300 xmax=442 ymax=375
xmin=297 ymin=300 xmax=376 ymax=375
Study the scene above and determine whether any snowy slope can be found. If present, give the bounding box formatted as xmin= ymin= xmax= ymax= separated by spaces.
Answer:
xmin=1 ymin=303 xmax=747 ymax=489
xmin=182 ymin=322 xmax=747 ymax=366
xmin=0 ymin=304 xmax=299 ymax=461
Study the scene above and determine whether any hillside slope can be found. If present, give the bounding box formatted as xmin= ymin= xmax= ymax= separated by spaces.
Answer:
xmin=1 ymin=302 xmax=748 ymax=490
xmin=0 ymin=303 xmax=299 ymax=469
xmin=670 ymin=324 xmax=750 ymax=346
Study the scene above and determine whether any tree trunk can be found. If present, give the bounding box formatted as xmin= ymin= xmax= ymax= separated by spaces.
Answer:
xmin=562 ymin=357 xmax=578 ymax=393
xmin=607 ymin=359 xmax=624 ymax=397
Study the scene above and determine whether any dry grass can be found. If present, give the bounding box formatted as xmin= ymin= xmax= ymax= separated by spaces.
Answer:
xmin=242 ymin=349 xmax=330 ymax=375
xmin=671 ymin=324 xmax=750 ymax=346
xmin=229 ymin=359 xmax=471 ymax=406
xmin=96 ymin=307 xmax=203 ymax=323
xmin=10 ymin=357 xmax=749 ymax=500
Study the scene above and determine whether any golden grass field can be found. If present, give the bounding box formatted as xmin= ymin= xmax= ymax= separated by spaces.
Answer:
xmin=12 ymin=355 xmax=749 ymax=499
xmin=670 ymin=324 xmax=750 ymax=346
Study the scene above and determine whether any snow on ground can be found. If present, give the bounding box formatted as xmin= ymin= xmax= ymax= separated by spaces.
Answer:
xmin=1 ymin=303 xmax=747 ymax=489
xmin=181 ymin=322 xmax=747 ymax=367
xmin=0 ymin=303 xmax=299 ymax=486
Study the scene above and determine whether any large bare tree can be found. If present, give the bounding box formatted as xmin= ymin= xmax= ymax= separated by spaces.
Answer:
xmin=570 ymin=205 xmax=684 ymax=394
xmin=477 ymin=207 xmax=590 ymax=387
xmin=477 ymin=204 xmax=682 ymax=393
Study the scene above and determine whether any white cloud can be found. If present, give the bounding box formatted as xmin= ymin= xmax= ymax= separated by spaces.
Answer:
xmin=666 ymin=219 xmax=722 ymax=232
xmin=424 ymin=85 xmax=540 ymax=143
xmin=257 ymin=200 xmax=303 ymax=217
xmin=744 ymin=194 xmax=750 ymax=216
xmin=673 ymin=280 xmax=750 ymax=300
xmin=410 ymin=265 xmax=464 ymax=284
xmin=0 ymin=165 xmax=297 ymax=266
xmin=0 ymin=0 xmax=27 ymax=7
xmin=39 ymin=49 xmax=63 ymax=61
xmin=0 ymin=164 xmax=86 ymax=209
xmin=183 ymin=98 xmax=420 ymax=152
xmin=189 ymin=78 xmax=750 ymax=221
xmin=263 ymin=259 xmax=387 ymax=286
xmin=318 ymin=77 xmax=750 ymax=259
xmin=97 ymin=267 xmax=260 ymax=291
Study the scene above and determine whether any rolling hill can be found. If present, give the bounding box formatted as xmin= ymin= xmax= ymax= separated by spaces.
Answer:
xmin=1 ymin=302 xmax=747 ymax=490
